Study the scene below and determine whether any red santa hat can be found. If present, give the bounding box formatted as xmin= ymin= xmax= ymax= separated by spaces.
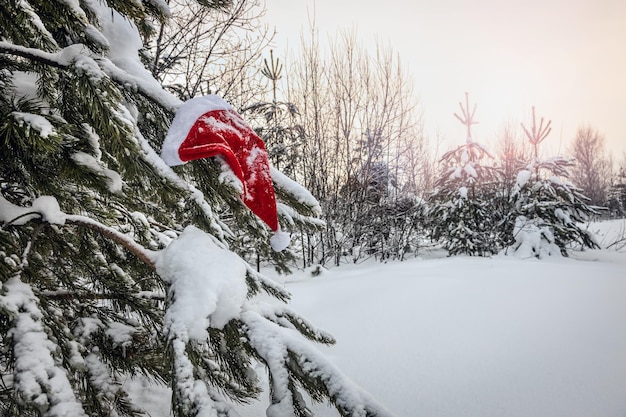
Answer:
xmin=162 ymin=95 xmax=289 ymax=251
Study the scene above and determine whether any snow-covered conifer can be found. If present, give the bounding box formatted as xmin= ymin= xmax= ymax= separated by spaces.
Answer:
xmin=427 ymin=93 xmax=498 ymax=256
xmin=503 ymin=107 xmax=599 ymax=257
xmin=0 ymin=2 xmax=391 ymax=416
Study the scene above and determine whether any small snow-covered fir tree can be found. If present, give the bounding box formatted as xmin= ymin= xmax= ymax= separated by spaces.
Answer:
xmin=0 ymin=2 xmax=393 ymax=417
xmin=427 ymin=93 xmax=498 ymax=256
xmin=503 ymin=107 xmax=599 ymax=258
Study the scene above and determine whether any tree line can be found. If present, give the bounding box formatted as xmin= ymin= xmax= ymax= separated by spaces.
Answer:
xmin=148 ymin=0 xmax=625 ymax=265
xmin=239 ymin=33 xmax=623 ymax=265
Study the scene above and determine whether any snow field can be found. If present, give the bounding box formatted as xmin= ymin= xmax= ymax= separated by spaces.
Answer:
xmin=283 ymin=253 xmax=626 ymax=417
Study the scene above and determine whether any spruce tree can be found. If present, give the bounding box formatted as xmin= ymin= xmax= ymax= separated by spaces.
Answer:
xmin=427 ymin=93 xmax=498 ymax=256
xmin=0 ymin=2 xmax=392 ymax=416
xmin=502 ymin=107 xmax=599 ymax=257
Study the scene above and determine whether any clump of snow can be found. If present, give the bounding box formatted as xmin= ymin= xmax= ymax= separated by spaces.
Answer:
xmin=84 ymin=352 xmax=121 ymax=404
xmin=147 ymin=0 xmax=172 ymax=16
xmin=10 ymin=112 xmax=55 ymax=138
xmin=549 ymin=175 xmax=562 ymax=185
xmin=155 ymin=226 xmax=248 ymax=339
xmin=554 ymin=207 xmax=572 ymax=225
xmin=506 ymin=216 xmax=561 ymax=258
xmin=458 ymin=186 xmax=468 ymax=199
xmin=161 ymin=95 xmax=233 ymax=166
xmin=514 ymin=169 xmax=532 ymax=192
xmin=58 ymin=44 xmax=107 ymax=81
xmin=83 ymin=23 xmax=109 ymax=48
xmin=463 ymin=163 xmax=477 ymax=178
xmin=270 ymin=166 xmax=322 ymax=215
xmin=0 ymin=194 xmax=66 ymax=225
xmin=71 ymin=151 xmax=123 ymax=194
xmin=104 ymin=321 xmax=136 ymax=348
xmin=58 ymin=0 xmax=88 ymax=23
xmin=73 ymin=316 xmax=103 ymax=342
xmin=89 ymin=1 xmax=147 ymax=80
xmin=86 ymin=0 xmax=180 ymax=111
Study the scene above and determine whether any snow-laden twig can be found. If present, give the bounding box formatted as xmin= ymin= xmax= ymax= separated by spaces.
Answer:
xmin=0 ymin=193 xmax=66 ymax=227
xmin=277 ymin=203 xmax=326 ymax=228
xmin=244 ymin=263 xmax=291 ymax=302
xmin=0 ymin=276 xmax=88 ymax=416
xmin=271 ymin=167 xmax=322 ymax=216
xmin=0 ymin=40 xmax=180 ymax=113
xmin=241 ymin=309 xmax=397 ymax=417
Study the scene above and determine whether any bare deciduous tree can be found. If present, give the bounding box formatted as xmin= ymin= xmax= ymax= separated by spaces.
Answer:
xmin=284 ymin=26 xmax=430 ymax=264
xmin=493 ymin=122 xmax=531 ymax=193
xmin=569 ymin=126 xmax=612 ymax=207
xmin=146 ymin=0 xmax=274 ymax=107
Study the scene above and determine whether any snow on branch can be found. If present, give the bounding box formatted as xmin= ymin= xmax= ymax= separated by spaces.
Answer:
xmin=0 ymin=41 xmax=66 ymax=68
xmin=0 ymin=276 xmax=87 ymax=416
xmin=241 ymin=309 xmax=397 ymax=417
xmin=0 ymin=193 xmax=159 ymax=271
xmin=277 ymin=203 xmax=326 ymax=228
xmin=245 ymin=264 xmax=292 ymax=302
xmin=154 ymin=226 xmax=250 ymax=416
xmin=0 ymin=38 xmax=180 ymax=114
xmin=271 ymin=166 xmax=322 ymax=216
xmin=0 ymin=194 xmax=66 ymax=227
xmin=155 ymin=225 xmax=248 ymax=339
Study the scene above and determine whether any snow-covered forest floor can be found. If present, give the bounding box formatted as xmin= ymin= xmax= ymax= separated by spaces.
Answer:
xmin=131 ymin=219 xmax=626 ymax=417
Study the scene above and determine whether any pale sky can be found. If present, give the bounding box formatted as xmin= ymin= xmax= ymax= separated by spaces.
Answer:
xmin=263 ymin=0 xmax=626 ymax=157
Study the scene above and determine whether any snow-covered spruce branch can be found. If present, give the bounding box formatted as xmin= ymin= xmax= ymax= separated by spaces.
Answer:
xmin=0 ymin=211 xmax=43 ymax=230
xmin=277 ymin=203 xmax=326 ymax=229
xmin=245 ymin=263 xmax=291 ymax=302
xmin=241 ymin=310 xmax=396 ymax=417
xmin=0 ymin=276 xmax=88 ymax=416
xmin=0 ymin=41 xmax=180 ymax=114
xmin=39 ymin=289 xmax=165 ymax=302
xmin=97 ymin=56 xmax=180 ymax=113
xmin=0 ymin=41 xmax=66 ymax=68
xmin=270 ymin=166 xmax=322 ymax=216
xmin=251 ymin=302 xmax=336 ymax=345
xmin=65 ymin=214 xmax=158 ymax=270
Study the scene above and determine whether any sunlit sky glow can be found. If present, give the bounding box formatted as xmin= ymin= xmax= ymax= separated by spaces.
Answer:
xmin=263 ymin=0 xmax=626 ymax=157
